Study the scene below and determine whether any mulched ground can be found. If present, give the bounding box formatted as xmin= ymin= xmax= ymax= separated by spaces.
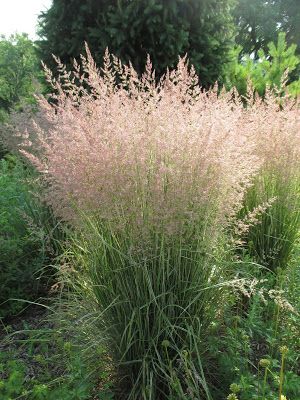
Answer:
xmin=0 ymin=300 xmax=116 ymax=399
xmin=0 ymin=301 xmax=64 ymax=382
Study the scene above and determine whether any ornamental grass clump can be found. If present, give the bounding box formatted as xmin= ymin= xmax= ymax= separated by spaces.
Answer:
xmin=15 ymin=46 xmax=262 ymax=398
xmin=18 ymin=47 xmax=259 ymax=234
xmin=239 ymin=92 xmax=300 ymax=272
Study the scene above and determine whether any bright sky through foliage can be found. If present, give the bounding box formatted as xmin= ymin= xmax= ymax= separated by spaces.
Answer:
xmin=0 ymin=0 xmax=52 ymax=40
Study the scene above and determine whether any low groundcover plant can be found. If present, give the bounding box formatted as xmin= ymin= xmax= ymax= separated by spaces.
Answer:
xmin=10 ymin=46 xmax=299 ymax=399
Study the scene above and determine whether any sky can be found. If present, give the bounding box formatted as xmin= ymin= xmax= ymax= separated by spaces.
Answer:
xmin=0 ymin=0 xmax=52 ymax=40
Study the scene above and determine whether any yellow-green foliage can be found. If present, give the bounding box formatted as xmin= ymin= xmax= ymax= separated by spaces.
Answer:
xmin=223 ymin=33 xmax=300 ymax=97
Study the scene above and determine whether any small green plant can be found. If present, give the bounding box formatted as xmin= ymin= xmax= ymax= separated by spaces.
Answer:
xmin=227 ymin=394 xmax=239 ymax=400
xmin=216 ymin=283 xmax=300 ymax=400
xmin=278 ymin=346 xmax=288 ymax=400
xmin=0 ymin=355 xmax=25 ymax=399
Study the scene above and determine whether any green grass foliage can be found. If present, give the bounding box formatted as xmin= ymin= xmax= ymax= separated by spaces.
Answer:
xmin=65 ymin=219 xmax=234 ymax=399
xmin=0 ymin=156 xmax=61 ymax=319
xmin=240 ymin=170 xmax=300 ymax=272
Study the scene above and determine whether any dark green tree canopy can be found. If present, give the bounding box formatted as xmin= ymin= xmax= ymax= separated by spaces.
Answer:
xmin=234 ymin=0 xmax=300 ymax=58
xmin=279 ymin=0 xmax=300 ymax=51
xmin=37 ymin=0 xmax=236 ymax=87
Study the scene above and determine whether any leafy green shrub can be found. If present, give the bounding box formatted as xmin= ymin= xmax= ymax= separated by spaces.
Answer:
xmin=0 ymin=34 xmax=44 ymax=158
xmin=0 ymin=156 xmax=62 ymax=319
xmin=0 ymin=34 xmax=42 ymax=120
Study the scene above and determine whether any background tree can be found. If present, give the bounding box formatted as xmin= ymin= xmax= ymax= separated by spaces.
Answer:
xmin=0 ymin=34 xmax=40 ymax=121
xmin=234 ymin=0 xmax=300 ymax=58
xmin=278 ymin=0 xmax=300 ymax=51
xmin=37 ymin=0 xmax=236 ymax=87
xmin=234 ymin=0 xmax=279 ymax=58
